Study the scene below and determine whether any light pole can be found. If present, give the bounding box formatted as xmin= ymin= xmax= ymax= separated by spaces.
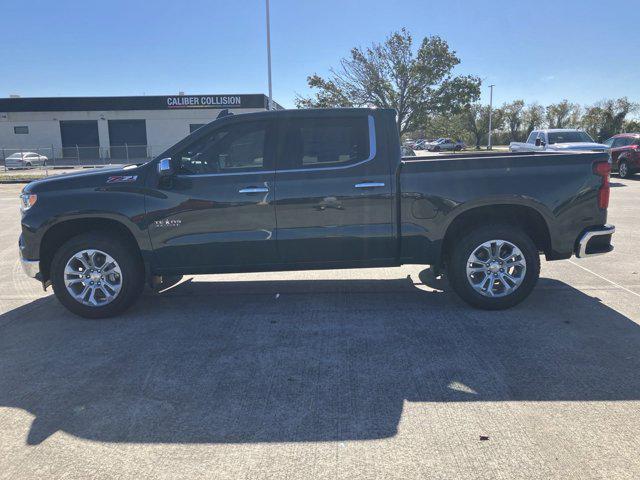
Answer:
xmin=265 ymin=0 xmax=273 ymax=110
xmin=487 ymin=84 xmax=495 ymax=150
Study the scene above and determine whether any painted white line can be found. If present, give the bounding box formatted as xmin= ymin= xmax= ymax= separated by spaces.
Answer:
xmin=568 ymin=260 xmax=640 ymax=299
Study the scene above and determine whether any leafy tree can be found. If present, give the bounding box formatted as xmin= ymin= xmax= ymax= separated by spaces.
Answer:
xmin=522 ymin=103 xmax=545 ymax=135
xmin=462 ymin=104 xmax=504 ymax=149
xmin=502 ymin=100 xmax=525 ymax=141
xmin=545 ymin=100 xmax=581 ymax=128
xmin=296 ymin=29 xmax=481 ymax=135
xmin=624 ymin=119 xmax=640 ymax=133
xmin=581 ymin=98 xmax=637 ymax=141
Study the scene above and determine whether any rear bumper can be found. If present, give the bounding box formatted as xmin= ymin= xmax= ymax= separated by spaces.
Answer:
xmin=575 ymin=224 xmax=615 ymax=258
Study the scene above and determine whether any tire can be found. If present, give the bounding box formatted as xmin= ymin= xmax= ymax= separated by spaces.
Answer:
xmin=618 ymin=160 xmax=630 ymax=179
xmin=447 ymin=225 xmax=540 ymax=310
xmin=434 ymin=146 xmax=441 ymax=152
xmin=50 ymin=232 xmax=144 ymax=318
xmin=25 ymin=162 xmax=32 ymax=169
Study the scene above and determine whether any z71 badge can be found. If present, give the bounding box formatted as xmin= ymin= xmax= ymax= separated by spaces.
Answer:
xmin=107 ymin=175 xmax=138 ymax=183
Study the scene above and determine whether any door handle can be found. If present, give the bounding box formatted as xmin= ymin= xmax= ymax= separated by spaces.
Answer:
xmin=238 ymin=187 xmax=269 ymax=194
xmin=354 ymin=182 xmax=385 ymax=189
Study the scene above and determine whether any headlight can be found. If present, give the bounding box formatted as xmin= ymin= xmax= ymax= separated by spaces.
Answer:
xmin=19 ymin=193 xmax=37 ymax=211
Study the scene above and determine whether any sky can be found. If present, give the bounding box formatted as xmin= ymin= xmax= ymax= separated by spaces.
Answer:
xmin=2 ymin=0 xmax=639 ymax=110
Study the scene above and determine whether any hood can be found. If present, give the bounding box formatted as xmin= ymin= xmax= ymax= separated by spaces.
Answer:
xmin=23 ymin=164 xmax=146 ymax=193
xmin=549 ymin=142 xmax=609 ymax=151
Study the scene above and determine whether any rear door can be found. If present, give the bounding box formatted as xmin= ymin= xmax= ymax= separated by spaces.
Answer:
xmin=273 ymin=111 xmax=394 ymax=265
xmin=146 ymin=118 xmax=279 ymax=270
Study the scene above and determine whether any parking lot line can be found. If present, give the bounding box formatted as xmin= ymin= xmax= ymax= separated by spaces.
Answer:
xmin=568 ymin=260 xmax=640 ymax=299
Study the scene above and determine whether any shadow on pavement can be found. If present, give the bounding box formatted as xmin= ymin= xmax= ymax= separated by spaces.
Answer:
xmin=1 ymin=273 xmax=639 ymax=445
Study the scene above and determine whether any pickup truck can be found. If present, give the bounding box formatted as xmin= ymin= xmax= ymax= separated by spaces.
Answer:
xmin=18 ymin=108 xmax=615 ymax=318
xmin=510 ymin=129 xmax=609 ymax=153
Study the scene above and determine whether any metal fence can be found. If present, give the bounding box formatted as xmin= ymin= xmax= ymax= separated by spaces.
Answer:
xmin=0 ymin=144 xmax=163 ymax=171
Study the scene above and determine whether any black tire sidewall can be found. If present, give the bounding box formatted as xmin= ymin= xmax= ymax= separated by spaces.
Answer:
xmin=51 ymin=233 xmax=143 ymax=318
xmin=448 ymin=225 xmax=540 ymax=310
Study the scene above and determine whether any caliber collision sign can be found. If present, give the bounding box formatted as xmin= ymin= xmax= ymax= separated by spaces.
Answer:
xmin=166 ymin=96 xmax=242 ymax=108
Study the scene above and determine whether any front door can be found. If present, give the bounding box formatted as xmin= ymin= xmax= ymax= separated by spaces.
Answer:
xmin=146 ymin=119 xmax=278 ymax=271
xmin=274 ymin=112 xmax=394 ymax=266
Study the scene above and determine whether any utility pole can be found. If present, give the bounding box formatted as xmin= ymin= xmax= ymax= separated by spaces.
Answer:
xmin=488 ymin=84 xmax=495 ymax=150
xmin=265 ymin=0 xmax=273 ymax=110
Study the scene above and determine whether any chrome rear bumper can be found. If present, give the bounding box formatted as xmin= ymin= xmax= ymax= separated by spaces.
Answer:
xmin=575 ymin=225 xmax=615 ymax=258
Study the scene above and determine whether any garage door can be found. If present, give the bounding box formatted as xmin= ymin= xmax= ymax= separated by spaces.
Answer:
xmin=60 ymin=121 xmax=100 ymax=160
xmin=108 ymin=120 xmax=148 ymax=160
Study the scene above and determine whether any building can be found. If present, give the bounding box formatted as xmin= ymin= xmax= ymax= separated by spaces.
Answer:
xmin=0 ymin=94 xmax=281 ymax=165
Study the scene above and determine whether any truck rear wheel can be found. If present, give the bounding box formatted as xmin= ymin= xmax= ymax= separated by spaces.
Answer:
xmin=448 ymin=225 xmax=540 ymax=310
xmin=50 ymin=232 xmax=144 ymax=318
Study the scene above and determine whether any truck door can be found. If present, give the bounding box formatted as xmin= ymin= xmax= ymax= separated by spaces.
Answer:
xmin=273 ymin=112 xmax=394 ymax=265
xmin=146 ymin=119 xmax=278 ymax=270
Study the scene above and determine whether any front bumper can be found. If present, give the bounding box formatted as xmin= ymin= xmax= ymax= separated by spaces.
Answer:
xmin=575 ymin=224 xmax=615 ymax=258
xmin=19 ymin=242 xmax=40 ymax=279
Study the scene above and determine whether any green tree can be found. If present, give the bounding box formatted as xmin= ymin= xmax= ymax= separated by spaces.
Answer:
xmin=581 ymin=98 xmax=637 ymax=141
xmin=296 ymin=29 xmax=481 ymax=136
xmin=624 ymin=119 xmax=640 ymax=133
xmin=545 ymin=100 xmax=581 ymax=128
xmin=502 ymin=100 xmax=525 ymax=141
xmin=522 ymin=103 xmax=545 ymax=134
xmin=462 ymin=104 xmax=504 ymax=149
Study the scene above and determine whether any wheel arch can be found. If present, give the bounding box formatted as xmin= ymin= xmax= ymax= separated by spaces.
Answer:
xmin=441 ymin=203 xmax=552 ymax=264
xmin=39 ymin=216 xmax=146 ymax=283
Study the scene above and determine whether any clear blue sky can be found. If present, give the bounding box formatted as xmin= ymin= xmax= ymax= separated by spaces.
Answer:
xmin=3 ymin=0 xmax=639 ymax=110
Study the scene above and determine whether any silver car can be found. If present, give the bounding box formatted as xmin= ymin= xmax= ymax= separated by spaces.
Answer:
xmin=4 ymin=152 xmax=48 ymax=169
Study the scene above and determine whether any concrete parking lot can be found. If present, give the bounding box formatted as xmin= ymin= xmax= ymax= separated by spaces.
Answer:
xmin=1 ymin=177 xmax=639 ymax=480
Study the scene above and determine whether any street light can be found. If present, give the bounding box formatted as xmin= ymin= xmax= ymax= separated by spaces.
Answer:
xmin=488 ymin=84 xmax=495 ymax=150
xmin=265 ymin=0 xmax=273 ymax=110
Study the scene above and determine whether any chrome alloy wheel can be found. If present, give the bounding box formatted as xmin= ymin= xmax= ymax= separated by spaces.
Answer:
xmin=619 ymin=162 xmax=628 ymax=178
xmin=64 ymin=249 xmax=123 ymax=306
xmin=465 ymin=239 xmax=527 ymax=298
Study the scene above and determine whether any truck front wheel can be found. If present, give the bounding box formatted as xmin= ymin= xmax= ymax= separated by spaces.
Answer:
xmin=50 ymin=232 xmax=144 ymax=318
xmin=448 ymin=225 xmax=540 ymax=310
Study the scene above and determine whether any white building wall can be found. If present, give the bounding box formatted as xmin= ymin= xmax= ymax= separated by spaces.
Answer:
xmin=0 ymin=107 xmax=266 ymax=158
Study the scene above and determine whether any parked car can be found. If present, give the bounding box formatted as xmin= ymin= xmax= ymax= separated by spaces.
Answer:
xmin=603 ymin=133 xmax=640 ymax=179
xmin=510 ymin=129 xmax=608 ymax=153
xmin=426 ymin=138 xmax=465 ymax=152
xmin=5 ymin=152 xmax=48 ymax=169
xmin=18 ymin=108 xmax=614 ymax=318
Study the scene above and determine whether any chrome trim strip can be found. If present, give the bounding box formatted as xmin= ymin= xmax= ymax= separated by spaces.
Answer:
xmin=355 ymin=182 xmax=385 ymax=188
xmin=173 ymin=115 xmax=377 ymax=178
xmin=576 ymin=225 xmax=615 ymax=258
xmin=238 ymin=187 xmax=269 ymax=194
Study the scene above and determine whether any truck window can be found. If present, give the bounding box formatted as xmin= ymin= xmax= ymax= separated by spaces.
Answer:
xmin=547 ymin=131 xmax=594 ymax=144
xmin=175 ymin=122 xmax=267 ymax=175
xmin=282 ymin=117 xmax=369 ymax=169
xmin=526 ymin=131 xmax=538 ymax=144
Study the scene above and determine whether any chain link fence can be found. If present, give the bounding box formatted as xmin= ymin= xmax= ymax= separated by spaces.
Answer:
xmin=0 ymin=144 xmax=161 ymax=171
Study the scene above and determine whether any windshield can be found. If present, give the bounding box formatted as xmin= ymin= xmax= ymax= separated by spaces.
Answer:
xmin=547 ymin=131 xmax=594 ymax=144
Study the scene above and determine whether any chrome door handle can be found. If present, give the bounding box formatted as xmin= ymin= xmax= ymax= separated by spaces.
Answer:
xmin=238 ymin=187 xmax=269 ymax=194
xmin=354 ymin=182 xmax=385 ymax=188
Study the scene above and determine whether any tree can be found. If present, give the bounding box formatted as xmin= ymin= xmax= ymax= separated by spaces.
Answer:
xmin=502 ymin=100 xmax=525 ymax=142
xmin=296 ymin=29 xmax=481 ymax=136
xmin=545 ymin=100 xmax=581 ymax=129
xmin=581 ymin=98 xmax=637 ymax=141
xmin=462 ymin=104 xmax=504 ymax=149
xmin=522 ymin=103 xmax=545 ymax=135
xmin=624 ymin=119 xmax=640 ymax=133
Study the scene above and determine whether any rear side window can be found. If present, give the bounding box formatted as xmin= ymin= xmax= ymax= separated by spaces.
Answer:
xmin=282 ymin=116 xmax=370 ymax=169
xmin=175 ymin=122 xmax=268 ymax=175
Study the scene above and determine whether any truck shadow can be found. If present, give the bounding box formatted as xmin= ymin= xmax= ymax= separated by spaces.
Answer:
xmin=1 ymin=274 xmax=639 ymax=445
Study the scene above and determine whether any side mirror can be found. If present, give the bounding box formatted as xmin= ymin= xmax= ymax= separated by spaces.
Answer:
xmin=535 ymin=138 xmax=546 ymax=147
xmin=157 ymin=158 xmax=175 ymax=176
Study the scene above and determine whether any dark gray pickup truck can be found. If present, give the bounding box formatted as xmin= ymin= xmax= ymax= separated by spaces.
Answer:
xmin=18 ymin=108 xmax=615 ymax=318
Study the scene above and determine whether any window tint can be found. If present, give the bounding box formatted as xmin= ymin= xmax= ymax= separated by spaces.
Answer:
xmin=603 ymin=138 xmax=615 ymax=147
xmin=189 ymin=123 xmax=206 ymax=133
xmin=282 ymin=116 xmax=369 ymax=169
xmin=14 ymin=126 xmax=28 ymax=134
xmin=526 ymin=131 xmax=538 ymax=144
xmin=176 ymin=122 xmax=267 ymax=175
xmin=547 ymin=131 xmax=594 ymax=144
xmin=633 ymin=138 xmax=640 ymax=147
